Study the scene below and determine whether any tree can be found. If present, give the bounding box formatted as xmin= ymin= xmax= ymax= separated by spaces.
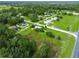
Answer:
xmin=9 ymin=7 xmax=18 ymax=16
xmin=29 ymin=13 xmax=39 ymax=22
xmin=0 ymin=13 xmax=9 ymax=24
xmin=57 ymin=36 xmax=61 ymax=40
xmin=46 ymin=32 xmax=55 ymax=38
xmin=34 ymin=28 xmax=44 ymax=32
xmin=4 ymin=34 xmax=36 ymax=58
xmin=30 ymin=24 xmax=35 ymax=28
xmin=8 ymin=17 xmax=17 ymax=25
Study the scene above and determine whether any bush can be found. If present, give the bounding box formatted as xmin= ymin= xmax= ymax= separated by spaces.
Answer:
xmin=46 ymin=32 xmax=55 ymax=38
xmin=35 ymin=28 xmax=44 ymax=32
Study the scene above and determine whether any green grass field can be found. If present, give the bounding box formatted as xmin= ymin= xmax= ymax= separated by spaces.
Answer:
xmin=53 ymin=15 xmax=79 ymax=32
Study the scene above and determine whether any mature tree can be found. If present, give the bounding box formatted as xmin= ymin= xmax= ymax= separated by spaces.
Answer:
xmin=57 ymin=36 xmax=61 ymax=40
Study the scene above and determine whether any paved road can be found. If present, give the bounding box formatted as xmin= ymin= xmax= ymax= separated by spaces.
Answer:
xmin=46 ymin=26 xmax=77 ymax=38
xmin=72 ymin=32 xmax=79 ymax=58
xmin=26 ymin=20 xmax=77 ymax=38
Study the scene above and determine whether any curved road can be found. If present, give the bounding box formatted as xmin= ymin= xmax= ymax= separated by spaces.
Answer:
xmin=25 ymin=20 xmax=78 ymax=57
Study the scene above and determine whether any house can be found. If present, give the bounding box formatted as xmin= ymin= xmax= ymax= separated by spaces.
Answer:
xmin=8 ymin=26 xmax=18 ymax=31
xmin=44 ymin=17 xmax=57 ymax=25
xmin=34 ymin=26 xmax=41 ymax=29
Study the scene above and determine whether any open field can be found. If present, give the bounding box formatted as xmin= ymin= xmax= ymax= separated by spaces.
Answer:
xmin=53 ymin=15 xmax=79 ymax=32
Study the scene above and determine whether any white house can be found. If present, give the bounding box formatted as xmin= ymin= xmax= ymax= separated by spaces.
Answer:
xmin=34 ymin=26 xmax=41 ymax=29
xmin=44 ymin=20 xmax=52 ymax=25
xmin=44 ymin=17 xmax=58 ymax=25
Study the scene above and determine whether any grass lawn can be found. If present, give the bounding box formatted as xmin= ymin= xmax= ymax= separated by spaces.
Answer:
xmin=58 ymin=36 xmax=75 ymax=58
xmin=53 ymin=15 xmax=79 ymax=32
